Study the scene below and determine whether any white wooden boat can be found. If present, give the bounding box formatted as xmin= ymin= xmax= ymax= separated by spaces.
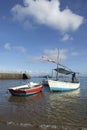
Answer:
xmin=8 ymin=82 xmax=42 ymax=96
xmin=42 ymin=49 xmax=80 ymax=92
xmin=48 ymin=79 xmax=80 ymax=91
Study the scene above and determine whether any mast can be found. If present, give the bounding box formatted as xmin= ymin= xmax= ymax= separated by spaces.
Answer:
xmin=42 ymin=49 xmax=73 ymax=78
xmin=56 ymin=49 xmax=59 ymax=80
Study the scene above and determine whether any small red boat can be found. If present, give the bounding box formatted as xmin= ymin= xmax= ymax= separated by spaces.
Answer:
xmin=8 ymin=82 xmax=43 ymax=96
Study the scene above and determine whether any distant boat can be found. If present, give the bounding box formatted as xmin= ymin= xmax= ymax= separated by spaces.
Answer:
xmin=42 ymin=79 xmax=48 ymax=86
xmin=8 ymin=82 xmax=43 ymax=96
xmin=42 ymin=49 xmax=80 ymax=92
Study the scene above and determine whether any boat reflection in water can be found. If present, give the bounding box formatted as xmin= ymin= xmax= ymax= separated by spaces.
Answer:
xmin=48 ymin=88 xmax=80 ymax=108
xmin=46 ymin=88 xmax=81 ymax=129
xmin=49 ymin=88 xmax=80 ymax=101
xmin=8 ymin=92 xmax=43 ymax=104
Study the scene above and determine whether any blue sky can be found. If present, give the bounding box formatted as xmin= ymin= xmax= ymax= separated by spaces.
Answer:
xmin=0 ymin=0 xmax=87 ymax=76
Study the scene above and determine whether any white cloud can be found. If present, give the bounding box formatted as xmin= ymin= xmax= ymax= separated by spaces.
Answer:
xmin=11 ymin=0 xmax=83 ymax=32
xmin=27 ymin=48 xmax=68 ymax=64
xmin=43 ymin=48 xmax=68 ymax=62
xmin=4 ymin=43 xmax=11 ymax=50
xmin=14 ymin=46 xmax=26 ymax=53
xmin=60 ymin=33 xmax=73 ymax=42
xmin=27 ymin=56 xmax=41 ymax=63
xmin=71 ymin=52 xmax=80 ymax=56
xmin=4 ymin=43 xmax=26 ymax=53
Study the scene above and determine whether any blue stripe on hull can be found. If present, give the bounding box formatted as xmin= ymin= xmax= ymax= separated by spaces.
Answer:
xmin=50 ymin=87 xmax=79 ymax=92
xmin=11 ymin=92 xmax=39 ymax=96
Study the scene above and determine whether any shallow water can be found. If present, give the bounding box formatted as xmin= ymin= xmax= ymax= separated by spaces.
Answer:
xmin=0 ymin=77 xmax=87 ymax=130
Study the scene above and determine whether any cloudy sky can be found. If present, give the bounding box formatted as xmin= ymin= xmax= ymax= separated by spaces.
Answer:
xmin=0 ymin=0 xmax=87 ymax=76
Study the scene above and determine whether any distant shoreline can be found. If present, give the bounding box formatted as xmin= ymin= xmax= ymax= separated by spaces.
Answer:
xmin=0 ymin=73 xmax=30 ymax=80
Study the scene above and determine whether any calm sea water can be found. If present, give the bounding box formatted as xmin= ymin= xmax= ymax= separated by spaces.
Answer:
xmin=0 ymin=77 xmax=87 ymax=130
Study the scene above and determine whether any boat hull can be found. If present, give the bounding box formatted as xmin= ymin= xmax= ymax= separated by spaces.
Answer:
xmin=48 ymin=80 xmax=80 ymax=91
xmin=8 ymin=83 xmax=42 ymax=96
